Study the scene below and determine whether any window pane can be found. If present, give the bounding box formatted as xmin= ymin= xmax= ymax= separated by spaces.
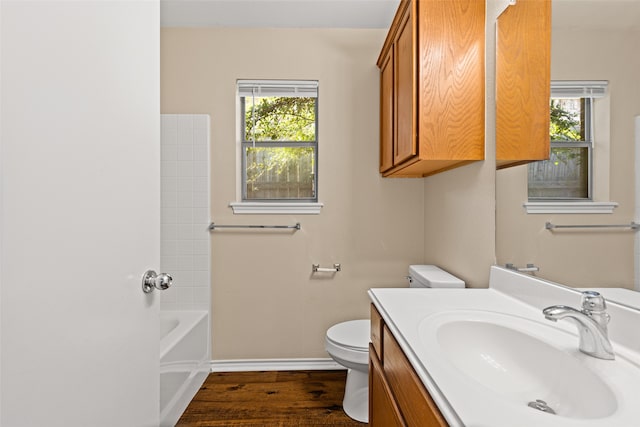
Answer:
xmin=528 ymin=147 xmax=589 ymax=199
xmin=244 ymin=97 xmax=316 ymax=142
xmin=245 ymin=147 xmax=315 ymax=200
xmin=528 ymin=96 xmax=591 ymax=200
xmin=550 ymin=98 xmax=585 ymax=142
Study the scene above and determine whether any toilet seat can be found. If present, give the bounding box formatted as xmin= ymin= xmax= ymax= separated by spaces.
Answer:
xmin=326 ymin=320 xmax=370 ymax=351
xmin=325 ymin=320 xmax=370 ymax=368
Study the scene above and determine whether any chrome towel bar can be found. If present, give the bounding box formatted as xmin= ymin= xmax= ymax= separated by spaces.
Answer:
xmin=545 ymin=221 xmax=639 ymax=230
xmin=208 ymin=222 xmax=301 ymax=231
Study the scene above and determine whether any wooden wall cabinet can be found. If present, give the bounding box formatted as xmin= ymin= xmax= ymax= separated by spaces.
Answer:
xmin=377 ymin=0 xmax=485 ymax=178
xmin=496 ymin=0 xmax=551 ymax=169
xmin=369 ymin=304 xmax=448 ymax=426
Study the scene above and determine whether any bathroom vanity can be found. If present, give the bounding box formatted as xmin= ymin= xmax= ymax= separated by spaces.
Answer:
xmin=368 ymin=266 xmax=640 ymax=426
xmin=370 ymin=304 xmax=447 ymax=426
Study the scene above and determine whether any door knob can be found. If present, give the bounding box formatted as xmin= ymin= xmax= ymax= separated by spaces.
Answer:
xmin=142 ymin=270 xmax=173 ymax=293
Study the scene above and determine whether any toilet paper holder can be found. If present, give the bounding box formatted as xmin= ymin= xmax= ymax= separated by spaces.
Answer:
xmin=312 ymin=263 xmax=341 ymax=273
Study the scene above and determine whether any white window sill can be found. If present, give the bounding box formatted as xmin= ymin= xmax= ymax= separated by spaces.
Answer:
xmin=230 ymin=202 xmax=324 ymax=215
xmin=523 ymin=201 xmax=618 ymax=214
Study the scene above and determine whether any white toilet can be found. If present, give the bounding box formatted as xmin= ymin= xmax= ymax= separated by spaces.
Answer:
xmin=324 ymin=265 xmax=464 ymax=423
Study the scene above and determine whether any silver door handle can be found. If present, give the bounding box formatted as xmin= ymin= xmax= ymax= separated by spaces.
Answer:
xmin=142 ymin=270 xmax=173 ymax=293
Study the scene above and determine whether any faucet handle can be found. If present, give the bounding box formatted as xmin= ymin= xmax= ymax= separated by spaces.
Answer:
xmin=581 ymin=291 xmax=607 ymax=312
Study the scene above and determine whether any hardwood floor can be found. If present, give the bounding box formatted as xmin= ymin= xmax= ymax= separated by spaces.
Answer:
xmin=177 ymin=370 xmax=366 ymax=426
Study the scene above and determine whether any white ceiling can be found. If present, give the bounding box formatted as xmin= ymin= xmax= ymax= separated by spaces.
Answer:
xmin=160 ymin=0 xmax=400 ymax=28
xmin=160 ymin=0 xmax=640 ymax=31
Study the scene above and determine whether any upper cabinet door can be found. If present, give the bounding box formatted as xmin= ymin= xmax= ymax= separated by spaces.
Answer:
xmin=377 ymin=0 xmax=485 ymax=178
xmin=380 ymin=47 xmax=395 ymax=173
xmin=417 ymin=0 xmax=485 ymax=162
xmin=394 ymin=5 xmax=417 ymax=166
xmin=496 ymin=0 xmax=552 ymax=169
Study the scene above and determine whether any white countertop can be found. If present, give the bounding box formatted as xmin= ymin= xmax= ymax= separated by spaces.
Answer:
xmin=368 ymin=266 xmax=640 ymax=427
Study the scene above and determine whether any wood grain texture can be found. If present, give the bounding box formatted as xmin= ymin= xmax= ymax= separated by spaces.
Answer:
xmin=418 ymin=0 xmax=485 ymax=161
xmin=377 ymin=0 xmax=485 ymax=177
xmin=370 ymin=345 xmax=407 ymax=427
xmin=376 ymin=0 xmax=410 ymax=68
xmin=394 ymin=3 xmax=417 ymax=165
xmin=383 ymin=326 xmax=448 ymax=427
xmin=177 ymin=371 xmax=364 ymax=426
xmin=496 ymin=0 xmax=551 ymax=167
xmin=380 ymin=48 xmax=394 ymax=172
xmin=381 ymin=158 xmax=475 ymax=178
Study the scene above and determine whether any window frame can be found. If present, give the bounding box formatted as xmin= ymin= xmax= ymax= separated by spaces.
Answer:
xmin=238 ymin=80 xmax=319 ymax=204
xmin=527 ymin=81 xmax=607 ymax=202
xmin=528 ymin=97 xmax=593 ymax=201
xmin=524 ymin=80 xmax=614 ymax=214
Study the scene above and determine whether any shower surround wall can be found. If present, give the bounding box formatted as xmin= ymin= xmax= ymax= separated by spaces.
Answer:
xmin=160 ymin=114 xmax=211 ymax=311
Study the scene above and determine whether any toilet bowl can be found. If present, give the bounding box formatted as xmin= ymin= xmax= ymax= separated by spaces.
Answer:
xmin=325 ymin=319 xmax=370 ymax=423
xmin=325 ymin=265 xmax=465 ymax=423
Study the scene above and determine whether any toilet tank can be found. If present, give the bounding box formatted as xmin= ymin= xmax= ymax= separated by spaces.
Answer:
xmin=408 ymin=265 xmax=465 ymax=288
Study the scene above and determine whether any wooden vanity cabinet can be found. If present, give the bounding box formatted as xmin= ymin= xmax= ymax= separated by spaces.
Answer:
xmin=370 ymin=304 xmax=448 ymax=426
xmin=370 ymin=344 xmax=406 ymax=427
xmin=496 ymin=0 xmax=551 ymax=169
xmin=377 ymin=0 xmax=485 ymax=178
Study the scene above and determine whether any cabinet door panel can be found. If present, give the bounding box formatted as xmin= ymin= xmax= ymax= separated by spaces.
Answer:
xmin=383 ymin=326 xmax=448 ymax=427
xmin=380 ymin=48 xmax=394 ymax=172
xmin=370 ymin=345 xmax=406 ymax=427
xmin=417 ymin=0 xmax=485 ymax=160
xmin=496 ymin=0 xmax=551 ymax=167
xmin=394 ymin=5 xmax=416 ymax=165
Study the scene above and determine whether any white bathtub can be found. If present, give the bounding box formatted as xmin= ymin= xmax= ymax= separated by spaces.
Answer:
xmin=160 ymin=311 xmax=210 ymax=427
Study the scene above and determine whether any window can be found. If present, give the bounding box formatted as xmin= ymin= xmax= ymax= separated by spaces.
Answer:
xmin=528 ymin=81 xmax=608 ymax=201
xmin=238 ymin=80 xmax=318 ymax=203
xmin=528 ymin=97 xmax=592 ymax=199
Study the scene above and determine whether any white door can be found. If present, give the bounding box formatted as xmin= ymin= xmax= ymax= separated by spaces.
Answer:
xmin=1 ymin=2 xmax=161 ymax=426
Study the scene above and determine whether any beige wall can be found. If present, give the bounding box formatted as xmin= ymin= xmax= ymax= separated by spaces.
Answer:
xmin=161 ymin=28 xmax=426 ymax=359
xmin=496 ymin=27 xmax=640 ymax=288
xmin=423 ymin=161 xmax=496 ymax=287
xmin=160 ymin=7 xmax=640 ymax=360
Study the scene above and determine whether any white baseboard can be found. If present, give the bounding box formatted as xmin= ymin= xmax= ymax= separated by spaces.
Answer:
xmin=209 ymin=358 xmax=344 ymax=372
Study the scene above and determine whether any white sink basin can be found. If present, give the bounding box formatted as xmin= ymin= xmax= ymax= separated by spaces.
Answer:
xmin=369 ymin=272 xmax=640 ymax=427
xmin=418 ymin=310 xmax=639 ymax=421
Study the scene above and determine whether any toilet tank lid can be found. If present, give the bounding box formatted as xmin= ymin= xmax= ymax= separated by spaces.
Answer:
xmin=409 ymin=265 xmax=465 ymax=288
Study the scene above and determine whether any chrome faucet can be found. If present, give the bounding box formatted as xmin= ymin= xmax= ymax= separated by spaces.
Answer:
xmin=542 ymin=291 xmax=615 ymax=360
